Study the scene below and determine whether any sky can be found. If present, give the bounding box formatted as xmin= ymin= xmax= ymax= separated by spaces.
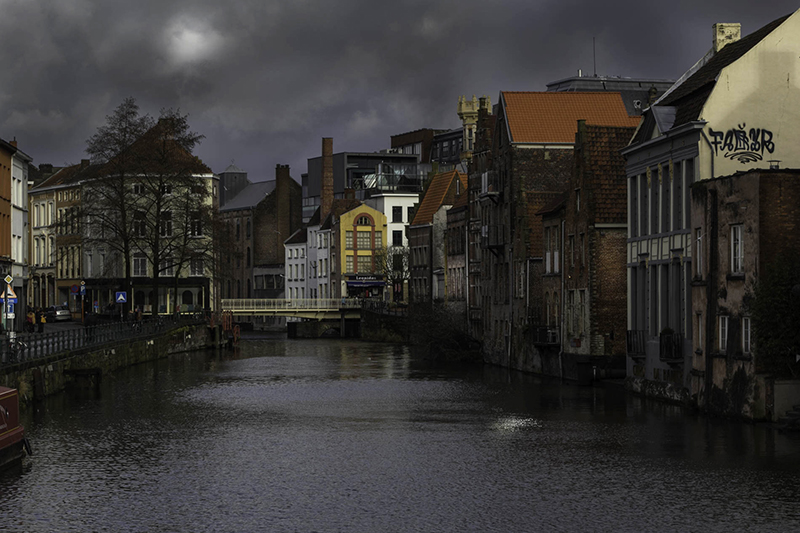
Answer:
xmin=1 ymin=0 xmax=798 ymax=183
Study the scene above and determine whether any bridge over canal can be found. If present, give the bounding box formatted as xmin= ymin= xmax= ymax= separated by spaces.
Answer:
xmin=220 ymin=298 xmax=363 ymax=320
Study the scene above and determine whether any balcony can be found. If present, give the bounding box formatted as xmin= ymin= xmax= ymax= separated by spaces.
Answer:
xmin=481 ymin=225 xmax=505 ymax=250
xmin=626 ymin=330 xmax=646 ymax=358
xmin=529 ymin=326 xmax=560 ymax=346
xmin=659 ymin=332 xmax=684 ymax=363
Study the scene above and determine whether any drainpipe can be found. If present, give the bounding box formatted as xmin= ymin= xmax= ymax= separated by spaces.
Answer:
xmin=559 ymin=219 xmax=566 ymax=381
xmin=700 ymin=130 xmax=715 ymax=180
xmin=704 ymin=188 xmax=718 ymax=412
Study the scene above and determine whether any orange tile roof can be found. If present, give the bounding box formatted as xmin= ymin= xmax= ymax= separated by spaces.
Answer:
xmin=411 ymin=170 xmax=467 ymax=225
xmin=502 ymin=92 xmax=641 ymax=144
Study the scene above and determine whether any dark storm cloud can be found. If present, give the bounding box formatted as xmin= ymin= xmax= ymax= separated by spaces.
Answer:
xmin=1 ymin=0 xmax=797 ymax=181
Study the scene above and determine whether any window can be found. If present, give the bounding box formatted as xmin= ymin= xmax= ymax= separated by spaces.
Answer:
xmin=357 ymin=255 xmax=371 ymax=273
xmin=568 ymin=235 xmax=575 ymax=267
xmin=696 ymin=313 xmax=703 ymax=350
xmin=190 ymin=211 xmax=203 ymax=236
xmin=356 ymin=215 xmax=372 ymax=226
xmin=392 ymin=206 xmax=402 ymax=222
xmin=346 ymin=255 xmax=354 ymax=273
xmin=246 ymin=219 xmax=251 ymax=238
xmin=236 ymin=220 xmax=240 ymax=240
xmin=133 ymin=183 xmax=144 ymax=194
xmin=393 ymin=230 xmax=403 ymax=246
xmin=580 ymin=233 xmax=585 ymax=266
xmin=545 ymin=227 xmax=551 ymax=273
xmin=374 ymin=231 xmax=382 ymax=249
xmin=407 ymin=207 xmax=414 ymax=224
xmin=133 ymin=253 xmax=147 ymax=276
xmin=576 ymin=189 xmax=581 ymax=213
xmin=731 ymin=225 xmax=743 ymax=273
xmin=579 ymin=290 xmax=586 ymax=334
xmin=160 ymin=257 xmax=174 ymax=276
xmin=246 ymin=247 xmax=251 ymax=267
xmin=86 ymin=251 xmax=92 ymax=277
xmin=346 ymin=231 xmax=353 ymax=249
xmin=160 ymin=211 xmax=172 ymax=237
xmin=160 ymin=184 xmax=172 ymax=195
xmin=742 ymin=317 xmax=751 ymax=353
xmin=719 ymin=316 xmax=729 ymax=352
xmin=357 ymin=231 xmax=371 ymax=249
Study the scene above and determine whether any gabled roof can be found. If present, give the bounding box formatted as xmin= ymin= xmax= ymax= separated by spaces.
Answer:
xmin=284 ymin=227 xmax=307 ymax=245
xmin=220 ymin=180 xmax=276 ymax=211
xmin=632 ymin=13 xmax=793 ymax=146
xmin=411 ymin=170 xmax=467 ymax=225
xmin=33 ymin=162 xmax=103 ymax=191
xmin=501 ymin=92 xmax=641 ymax=144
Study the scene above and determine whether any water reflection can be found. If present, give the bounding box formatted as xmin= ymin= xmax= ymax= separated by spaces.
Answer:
xmin=1 ymin=335 xmax=799 ymax=532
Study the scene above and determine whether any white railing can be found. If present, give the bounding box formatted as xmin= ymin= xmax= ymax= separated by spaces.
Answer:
xmin=220 ymin=298 xmax=362 ymax=311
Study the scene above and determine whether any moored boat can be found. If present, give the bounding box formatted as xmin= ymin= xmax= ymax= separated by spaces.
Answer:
xmin=0 ymin=386 xmax=31 ymax=470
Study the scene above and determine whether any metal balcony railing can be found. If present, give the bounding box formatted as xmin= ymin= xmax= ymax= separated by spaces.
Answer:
xmin=626 ymin=330 xmax=647 ymax=356
xmin=659 ymin=332 xmax=684 ymax=363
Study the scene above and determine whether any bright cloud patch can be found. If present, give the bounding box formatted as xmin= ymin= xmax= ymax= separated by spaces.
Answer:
xmin=166 ymin=17 xmax=224 ymax=66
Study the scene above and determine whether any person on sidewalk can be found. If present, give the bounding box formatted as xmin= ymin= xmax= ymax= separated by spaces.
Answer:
xmin=36 ymin=308 xmax=44 ymax=333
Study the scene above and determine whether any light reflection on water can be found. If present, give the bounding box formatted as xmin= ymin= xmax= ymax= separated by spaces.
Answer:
xmin=1 ymin=334 xmax=799 ymax=532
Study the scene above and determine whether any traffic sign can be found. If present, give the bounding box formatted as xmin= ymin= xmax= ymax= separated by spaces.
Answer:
xmin=70 ymin=284 xmax=79 ymax=294
xmin=80 ymin=285 xmax=86 ymax=295
xmin=3 ymin=275 xmax=12 ymax=284
xmin=1 ymin=285 xmax=18 ymax=302
xmin=116 ymin=291 xmax=128 ymax=303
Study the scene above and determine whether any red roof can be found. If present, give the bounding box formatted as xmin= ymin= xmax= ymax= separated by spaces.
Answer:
xmin=411 ymin=170 xmax=467 ymax=225
xmin=502 ymin=92 xmax=641 ymax=144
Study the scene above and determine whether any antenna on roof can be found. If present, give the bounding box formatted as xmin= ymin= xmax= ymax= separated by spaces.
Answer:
xmin=593 ymin=37 xmax=597 ymax=77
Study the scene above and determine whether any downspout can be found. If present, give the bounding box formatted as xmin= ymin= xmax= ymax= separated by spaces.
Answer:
xmin=700 ymin=130 xmax=715 ymax=180
xmin=559 ymin=219 xmax=565 ymax=381
xmin=704 ymin=187 xmax=718 ymax=412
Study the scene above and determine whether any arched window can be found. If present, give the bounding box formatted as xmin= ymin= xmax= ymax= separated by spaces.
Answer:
xmin=246 ymin=218 xmax=251 ymax=238
xmin=246 ymin=247 xmax=251 ymax=267
xmin=236 ymin=280 xmax=241 ymax=298
xmin=236 ymin=219 xmax=241 ymax=239
xmin=356 ymin=215 xmax=373 ymax=226
xmin=247 ymin=279 xmax=251 ymax=298
xmin=182 ymin=290 xmax=193 ymax=305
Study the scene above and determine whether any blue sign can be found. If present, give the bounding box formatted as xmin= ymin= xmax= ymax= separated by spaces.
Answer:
xmin=116 ymin=291 xmax=128 ymax=303
xmin=0 ymin=298 xmax=17 ymax=304
xmin=80 ymin=285 xmax=86 ymax=295
xmin=6 ymin=303 xmax=13 ymax=314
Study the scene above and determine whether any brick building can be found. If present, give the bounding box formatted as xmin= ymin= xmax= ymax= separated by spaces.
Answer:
xmin=220 ymin=164 xmax=301 ymax=307
xmin=476 ymin=91 xmax=639 ymax=372
xmin=408 ymin=170 xmax=466 ymax=304
xmin=690 ymin=169 xmax=800 ymax=421
xmin=623 ymin=10 xmax=800 ymax=401
xmin=559 ymin=122 xmax=635 ymax=381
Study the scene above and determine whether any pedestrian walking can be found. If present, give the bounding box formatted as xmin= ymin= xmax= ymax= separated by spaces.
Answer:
xmin=36 ymin=308 xmax=44 ymax=333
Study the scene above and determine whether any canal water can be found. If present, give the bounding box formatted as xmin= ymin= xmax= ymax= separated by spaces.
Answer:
xmin=2 ymin=335 xmax=800 ymax=532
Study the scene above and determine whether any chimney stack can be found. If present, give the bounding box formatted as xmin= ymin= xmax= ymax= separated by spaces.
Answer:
xmin=321 ymin=138 xmax=333 ymax=223
xmin=713 ymin=23 xmax=741 ymax=53
xmin=276 ymin=164 xmax=291 ymax=250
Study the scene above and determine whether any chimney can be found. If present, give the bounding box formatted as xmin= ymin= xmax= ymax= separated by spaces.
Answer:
xmin=276 ymin=164 xmax=291 ymax=254
xmin=9 ymin=138 xmax=17 ymax=148
xmin=321 ymin=137 xmax=334 ymax=223
xmin=344 ymin=188 xmax=355 ymax=200
xmin=713 ymin=23 xmax=741 ymax=53
xmin=40 ymin=163 xmax=53 ymax=174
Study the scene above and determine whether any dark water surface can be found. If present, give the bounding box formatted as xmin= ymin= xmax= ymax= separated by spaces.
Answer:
xmin=2 ymin=334 xmax=800 ymax=532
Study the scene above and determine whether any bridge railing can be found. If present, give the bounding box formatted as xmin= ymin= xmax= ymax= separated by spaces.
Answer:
xmin=220 ymin=298 xmax=363 ymax=311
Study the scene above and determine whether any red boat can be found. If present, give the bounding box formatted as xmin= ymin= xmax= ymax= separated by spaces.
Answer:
xmin=0 ymin=386 xmax=31 ymax=469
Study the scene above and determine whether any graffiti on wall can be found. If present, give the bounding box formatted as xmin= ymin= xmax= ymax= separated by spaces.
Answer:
xmin=708 ymin=124 xmax=775 ymax=164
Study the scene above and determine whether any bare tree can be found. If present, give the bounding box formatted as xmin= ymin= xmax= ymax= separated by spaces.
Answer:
xmin=83 ymin=97 xmax=155 ymax=317
xmin=374 ymin=245 xmax=410 ymax=302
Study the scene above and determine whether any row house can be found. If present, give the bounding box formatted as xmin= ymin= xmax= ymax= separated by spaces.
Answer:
xmin=623 ymin=11 xmax=800 ymax=403
xmin=691 ymin=169 xmax=800 ymax=420
xmin=28 ymin=120 xmax=219 ymax=319
xmin=221 ymin=164 xmax=301 ymax=328
xmin=0 ymin=138 xmax=31 ymax=329
xmin=444 ymin=191 xmax=469 ymax=322
xmin=476 ymin=91 xmax=639 ymax=373
xmin=536 ymin=122 xmax=636 ymax=381
xmin=408 ymin=170 xmax=466 ymax=303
